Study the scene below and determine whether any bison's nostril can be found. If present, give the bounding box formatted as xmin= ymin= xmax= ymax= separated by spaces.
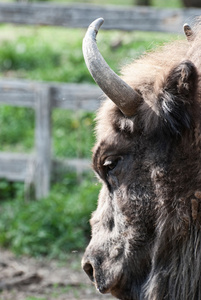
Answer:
xmin=83 ymin=262 xmax=94 ymax=282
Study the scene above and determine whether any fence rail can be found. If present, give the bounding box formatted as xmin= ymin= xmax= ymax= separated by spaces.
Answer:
xmin=0 ymin=3 xmax=200 ymax=198
xmin=0 ymin=3 xmax=201 ymax=33
xmin=0 ymin=79 xmax=101 ymax=110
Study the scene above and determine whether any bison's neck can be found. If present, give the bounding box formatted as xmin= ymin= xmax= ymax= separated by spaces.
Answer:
xmin=143 ymin=225 xmax=201 ymax=300
xmin=142 ymin=139 xmax=201 ymax=300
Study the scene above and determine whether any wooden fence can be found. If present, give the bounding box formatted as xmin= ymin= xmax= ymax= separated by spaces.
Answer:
xmin=0 ymin=79 xmax=101 ymax=199
xmin=0 ymin=2 xmax=201 ymax=198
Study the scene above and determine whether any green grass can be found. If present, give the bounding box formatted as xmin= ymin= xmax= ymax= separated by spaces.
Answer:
xmin=53 ymin=109 xmax=95 ymax=158
xmin=0 ymin=106 xmax=95 ymax=158
xmin=0 ymin=25 xmax=180 ymax=84
xmin=0 ymin=26 xmax=90 ymax=83
xmin=25 ymin=298 xmax=46 ymax=300
xmin=0 ymin=173 xmax=100 ymax=258
xmin=0 ymin=106 xmax=34 ymax=152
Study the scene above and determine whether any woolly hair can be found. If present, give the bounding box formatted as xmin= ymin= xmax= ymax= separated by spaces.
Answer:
xmin=95 ymin=20 xmax=201 ymax=142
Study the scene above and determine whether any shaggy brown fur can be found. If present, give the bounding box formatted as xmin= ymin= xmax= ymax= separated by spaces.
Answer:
xmin=82 ymin=20 xmax=201 ymax=300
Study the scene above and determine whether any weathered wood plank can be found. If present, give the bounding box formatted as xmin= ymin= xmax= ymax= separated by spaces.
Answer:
xmin=0 ymin=80 xmax=101 ymax=111
xmin=0 ymin=152 xmax=31 ymax=181
xmin=0 ymin=3 xmax=200 ymax=33
xmin=34 ymin=86 xmax=52 ymax=199
xmin=0 ymin=80 xmax=36 ymax=108
xmin=50 ymin=83 xmax=102 ymax=111
xmin=0 ymin=152 xmax=90 ymax=182
xmin=53 ymin=158 xmax=91 ymax=175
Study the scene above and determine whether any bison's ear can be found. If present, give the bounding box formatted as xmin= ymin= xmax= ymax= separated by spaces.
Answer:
xmin=158 ymin=60 xmax=197 ymax=136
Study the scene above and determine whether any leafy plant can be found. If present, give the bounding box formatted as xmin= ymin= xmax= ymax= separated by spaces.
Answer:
xmin=0 ymin=25 xmax=178 ymax=83
xmin=0 ymin=106 xmax=34 ymax=152
xmin=53 ymin=110 xmax=95 ymax=158
xmin=0 ymin=173 xmax=100 ymax=258
xmin=25 ymin=297 xmax=46 ymax=300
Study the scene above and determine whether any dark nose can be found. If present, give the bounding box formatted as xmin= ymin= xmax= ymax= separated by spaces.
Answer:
xmin=82 ymin=260 xmax=95 ymax=282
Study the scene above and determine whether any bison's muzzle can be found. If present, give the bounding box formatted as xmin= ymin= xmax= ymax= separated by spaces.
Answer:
xmin=82 ymin=253 xmax=115 ymax=294
xmin=82 ymin=240 xmax=127 ymax=296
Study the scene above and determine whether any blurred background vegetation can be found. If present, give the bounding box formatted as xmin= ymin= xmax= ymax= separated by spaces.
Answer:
xmin=0 ymin=0 xmax=189 ymax=259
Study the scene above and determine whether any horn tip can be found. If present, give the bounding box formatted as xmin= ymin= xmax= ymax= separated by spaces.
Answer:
xmin=89 ymin=18 xmax=104 ymax=32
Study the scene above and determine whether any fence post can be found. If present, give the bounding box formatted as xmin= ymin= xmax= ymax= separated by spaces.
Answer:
xmin=35 ymin=85 xmax=52 ymax=199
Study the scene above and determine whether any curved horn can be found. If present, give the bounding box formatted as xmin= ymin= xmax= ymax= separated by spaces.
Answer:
xmin=82 ymin=18 xmax=142 ymax=117
xmin=183 ymin=23 xmax=194 ymax=41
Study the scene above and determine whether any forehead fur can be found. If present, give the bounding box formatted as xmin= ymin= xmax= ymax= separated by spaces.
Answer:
xmin=95 ymin=22 xmax=201 ymax=143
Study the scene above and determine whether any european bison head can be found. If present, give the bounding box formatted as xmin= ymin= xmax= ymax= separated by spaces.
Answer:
xmin=81 ymin=19 xmax=201 ymax=300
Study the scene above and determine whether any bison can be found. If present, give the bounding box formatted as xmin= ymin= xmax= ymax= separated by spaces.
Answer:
xmin=81 ymin=18 xmax=201 ymax=300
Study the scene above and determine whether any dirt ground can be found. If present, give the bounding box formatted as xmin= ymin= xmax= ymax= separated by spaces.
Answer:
xmin=0 ymin=249 xmax=114 ymax=300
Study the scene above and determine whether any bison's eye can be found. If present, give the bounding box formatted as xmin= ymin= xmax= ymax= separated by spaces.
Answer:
xmin=103 ymin=156 xmax=122 ymax=173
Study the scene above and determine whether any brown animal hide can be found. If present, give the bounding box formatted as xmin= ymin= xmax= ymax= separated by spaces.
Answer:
xmin=82 ymin=18 xmax=201 ymax=300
